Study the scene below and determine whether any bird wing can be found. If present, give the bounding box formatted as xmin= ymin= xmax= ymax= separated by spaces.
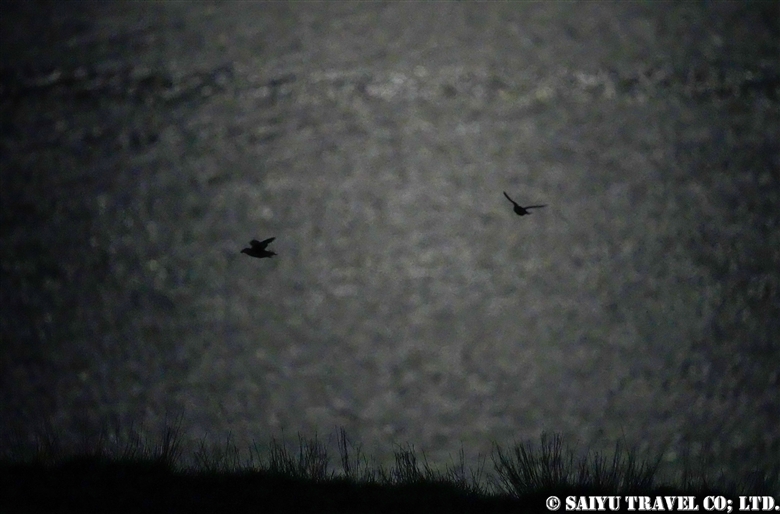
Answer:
xmin=525 ymin=205 xmax=547 ymax=209
xmin=251 ymin=237 xmax=276 ymax=249
xmin=503 ymin=191 xmax=517 ymax=204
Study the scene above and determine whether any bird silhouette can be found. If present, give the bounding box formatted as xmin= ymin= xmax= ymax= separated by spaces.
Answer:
xmin=241 ymin=237 xmax=277 ymax=259
xmin=503 ymin=192 xmax=546 ymax=216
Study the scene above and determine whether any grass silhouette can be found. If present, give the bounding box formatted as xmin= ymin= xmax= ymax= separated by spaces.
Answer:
xmin=1 ymin=416 xmax=777 ymax=513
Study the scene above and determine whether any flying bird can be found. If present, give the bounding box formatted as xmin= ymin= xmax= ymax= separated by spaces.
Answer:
xmin=503 ymin=192 xmax=546 ymax=216
xmin=241 ymin=237 xmax=277 ymax=259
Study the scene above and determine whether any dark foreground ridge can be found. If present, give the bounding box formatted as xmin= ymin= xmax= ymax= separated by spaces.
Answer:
xmin=1 ymin=423 xmax=776 ymax=513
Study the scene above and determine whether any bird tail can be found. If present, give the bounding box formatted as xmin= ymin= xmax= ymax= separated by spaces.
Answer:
xmin=503 ymin=191 xmax=513 ymax=203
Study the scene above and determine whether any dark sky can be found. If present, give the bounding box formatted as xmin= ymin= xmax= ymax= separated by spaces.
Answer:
xmin=1 ymin=1 xmax=778 ymax=480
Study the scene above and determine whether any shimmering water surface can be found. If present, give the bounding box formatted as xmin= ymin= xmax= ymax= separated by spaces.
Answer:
xmin=1 ymin=2 xmax=778 ymax=480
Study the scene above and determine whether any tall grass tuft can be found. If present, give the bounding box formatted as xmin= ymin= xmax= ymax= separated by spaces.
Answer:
xmin=265 ymin=431 xmax=332 ymax=481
